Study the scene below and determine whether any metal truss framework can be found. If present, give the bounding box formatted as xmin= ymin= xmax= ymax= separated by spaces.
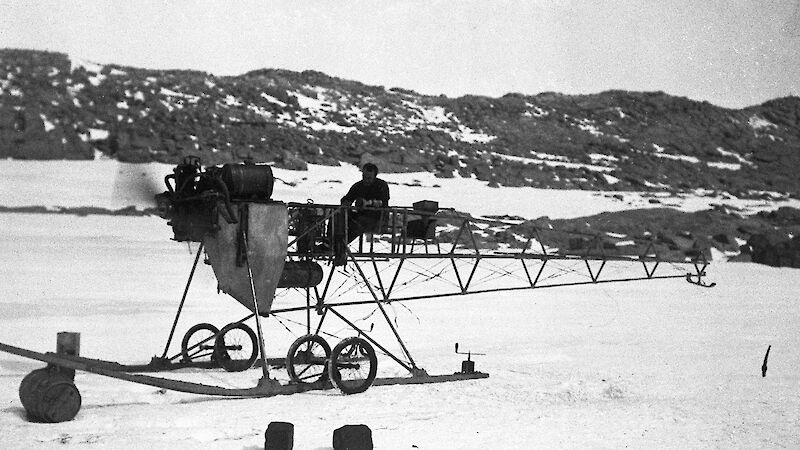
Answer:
xmin=270 ymin=203 xmax=715 ymax=378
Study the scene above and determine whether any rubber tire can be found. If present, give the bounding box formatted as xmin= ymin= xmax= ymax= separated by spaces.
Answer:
xmin=286 ymin=334 xmax=331 ymax=384
xmin=214 ymin=322 xmax=258 ymax=372
xmin=328 ymin=337 xmax=377 ymax=394
xmin=181 ymin=323 xmax=219 ymax=362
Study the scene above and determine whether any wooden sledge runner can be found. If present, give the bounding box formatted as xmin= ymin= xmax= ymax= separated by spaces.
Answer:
xmin=0 ymin=340 xmax=489 ymax=399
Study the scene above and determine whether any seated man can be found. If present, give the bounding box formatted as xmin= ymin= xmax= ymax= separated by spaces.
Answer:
xmin=323 ymin=163 xmax=389 ymax=264
xmin=338 ymin=162 xmax=390 ymax=244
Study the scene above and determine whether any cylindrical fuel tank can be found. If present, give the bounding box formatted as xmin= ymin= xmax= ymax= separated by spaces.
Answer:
xmin=221 ymin=163 xmax=274 ymax=198
xmin=278 ymin=261 xmax=324 ymax=288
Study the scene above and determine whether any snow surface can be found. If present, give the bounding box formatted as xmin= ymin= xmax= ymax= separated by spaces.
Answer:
xmin=1 ymin=160 xmax=800 ymax=448
xmin=2 ymin=159 xmax=799 ymax=219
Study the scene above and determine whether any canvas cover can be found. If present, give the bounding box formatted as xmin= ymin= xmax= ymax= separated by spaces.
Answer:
xmin=204 ymin=202 xmax=288 ymax=316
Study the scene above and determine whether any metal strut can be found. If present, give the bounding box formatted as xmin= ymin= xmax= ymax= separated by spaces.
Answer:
xmin=686 ymin=258 xmax=716 ymax=288
xmin=326 ymin=306 xmax=417 ymax=374
xmin=347 ymin=248 xmax=421 ymax=373
xmin=682 ymin=253 xmax=716 ymax=288
xmin=160 ymin=242 xmax=204 ymax=360
xmin=241 ymin=225 xmax=271 ymax=381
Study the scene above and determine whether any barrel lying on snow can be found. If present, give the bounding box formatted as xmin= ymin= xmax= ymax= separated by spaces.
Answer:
xmin=19 ymin=367 xmax=81 ymax=423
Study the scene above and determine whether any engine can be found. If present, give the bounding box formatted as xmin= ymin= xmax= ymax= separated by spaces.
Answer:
xmin=156 ymin=157 xmax=275 ymax=242
xmin=156 ymin=158 xmax=322 ymax=311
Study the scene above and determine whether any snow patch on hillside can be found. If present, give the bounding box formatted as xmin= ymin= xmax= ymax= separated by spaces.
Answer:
xmin=653 ymin=152 xmax=700 ymax=164
xmin=749 ymin=115 xmax=777 ymax=130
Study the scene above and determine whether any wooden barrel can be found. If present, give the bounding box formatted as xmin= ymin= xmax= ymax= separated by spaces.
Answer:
xmin=19 ymin=367 xmax=81 ymax=423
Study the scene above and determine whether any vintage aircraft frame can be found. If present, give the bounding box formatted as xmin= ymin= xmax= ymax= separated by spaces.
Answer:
xmin=0 ymin=160 xmax=715 ymax=422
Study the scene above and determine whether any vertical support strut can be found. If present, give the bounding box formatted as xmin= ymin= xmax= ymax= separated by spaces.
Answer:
xmin=241 ymin=228 xmax=270 ymax=381
xmin=160 ymin=242 xmax=204 ymax=359
xmin=314 ymin=307 xmax=328 ymax=335
xmin=305 ymin=288 xmax=311 ymax=335
xmin=318 ymin=260 xmax=337 ymax=303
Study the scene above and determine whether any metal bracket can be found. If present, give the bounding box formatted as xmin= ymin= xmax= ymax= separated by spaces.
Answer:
xmin=685 ymin=272 xmax=716 ymax=288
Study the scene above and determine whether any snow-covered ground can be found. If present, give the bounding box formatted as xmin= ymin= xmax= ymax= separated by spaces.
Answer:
xmin=1 ymin=160 xmax=799 ymax=449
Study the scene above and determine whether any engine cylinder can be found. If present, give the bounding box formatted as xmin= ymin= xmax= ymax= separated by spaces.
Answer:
xmin=221 ymin=164 xmax=274 ymax=199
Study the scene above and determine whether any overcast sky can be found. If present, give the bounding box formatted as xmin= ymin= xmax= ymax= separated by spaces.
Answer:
xmin=1 ymin=0 xmax=799 ymax=108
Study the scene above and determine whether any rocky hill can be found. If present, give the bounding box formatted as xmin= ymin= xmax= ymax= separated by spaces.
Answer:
xmin=2 ymin=48 xmax=800 ymax=198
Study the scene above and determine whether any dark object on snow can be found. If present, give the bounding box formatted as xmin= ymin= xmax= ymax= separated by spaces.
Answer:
xmin=407 ymin=200 xmax=439 ymax=239
xmin=412 ymin=200 xmax=438 ymax=212
xmin=333 ymin=424 xmax=373 ymax=450
xmin=407 ymin=219 xmax=436 ymax=239
xmin=762 ymin=345 xmax=771 ymax=378
xmin=19 ymin=331 xmax=82 ymax=423
xmin=19 ymin=367 xmax=81 ymax=423
xmin=455 ymin=343 xmax=485 ymax=374
xmin=265 ymin=421 xmax=294 ymax=450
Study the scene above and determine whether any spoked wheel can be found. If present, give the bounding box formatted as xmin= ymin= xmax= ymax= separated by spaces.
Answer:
xmin=213 ymin=322 xmax=258 ymax=372
xmin=181 ymin=323 xmax=219 ymax=363
xmin=328 ymin=337 xmax=378 ymax=394
xmin=286 ymin=334 xmax=331 ymax=384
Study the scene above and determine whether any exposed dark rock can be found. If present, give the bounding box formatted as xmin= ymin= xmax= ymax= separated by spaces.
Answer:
xmin=747 ymin=232 xmax=800 ymax=268
xmin=2 ymin=49 xmax=800 ymax=197
xmin=712 ymin=233 xmax=733 ymax=245
xmin=499 ymin=206 xmax=800 ymax=266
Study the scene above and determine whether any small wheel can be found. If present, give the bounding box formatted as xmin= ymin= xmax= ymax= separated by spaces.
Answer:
xmin=214 ymin=322 xmax=258 ymax=372
xmin=286 ymin=334 xmax=331 ymax=384
xmin=328 ymin=337 xmax=377 ymax=394
xmin=181 ymin=323 xmax=219 ymax=362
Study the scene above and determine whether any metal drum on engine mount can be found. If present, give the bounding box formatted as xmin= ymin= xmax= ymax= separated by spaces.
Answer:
xmin=221 ymin=163 xmax=274 ymax=199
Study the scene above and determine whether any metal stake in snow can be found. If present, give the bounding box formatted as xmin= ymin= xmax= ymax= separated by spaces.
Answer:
xmin=762 ymin=345 xmax=771 ymax=377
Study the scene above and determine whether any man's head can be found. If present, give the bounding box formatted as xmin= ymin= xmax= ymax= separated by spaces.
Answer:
xmin=361 ymin=163 xmax=379 ymax=185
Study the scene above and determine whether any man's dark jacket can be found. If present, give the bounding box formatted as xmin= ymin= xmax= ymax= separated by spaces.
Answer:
xmin=341 ymin=178 xmax=390 ymax=221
